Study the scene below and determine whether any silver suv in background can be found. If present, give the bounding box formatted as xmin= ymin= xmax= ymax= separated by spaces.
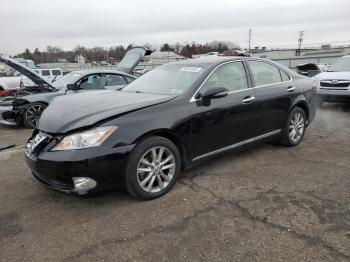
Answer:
xmin=315 ymin=55 xmax=350 ymax=103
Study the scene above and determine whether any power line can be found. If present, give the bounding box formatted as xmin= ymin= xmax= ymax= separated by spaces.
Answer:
xmin=297 ymin=30 xmax=305 ymax=56
xmin=248 ymin=28 xmax=252 ymax=52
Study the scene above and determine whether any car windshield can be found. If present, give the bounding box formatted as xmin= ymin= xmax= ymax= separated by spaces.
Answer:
xmin=328 ymin=57 xmax=350 ymax=72
xmin=122 ymin=64 xmax=209 ymax=95
xmin=51 ymin=72 xmax=83 ymax=89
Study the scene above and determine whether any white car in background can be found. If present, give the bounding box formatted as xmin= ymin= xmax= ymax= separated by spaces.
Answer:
xmin=0 ymin=68 xmax=63 ymax=91
xmin=315 ymin=55 xmax=350 ymax=103
xmin=0 ymin=74 xmax=33 ymax=90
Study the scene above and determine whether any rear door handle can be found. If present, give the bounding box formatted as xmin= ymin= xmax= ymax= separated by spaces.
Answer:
xmin=287 ymin=86 xmax=296 ymax=92
xmin=242 ymin=96 xmax=256 ymax=104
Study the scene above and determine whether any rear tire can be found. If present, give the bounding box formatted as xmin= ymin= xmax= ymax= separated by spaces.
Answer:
xmin=125 ymin=136 xmax=181 ymax=200
xmin=279 ymin=107 xmax=306 ymax=147
xmin=23 ymin=102 xmax=47 ymax=129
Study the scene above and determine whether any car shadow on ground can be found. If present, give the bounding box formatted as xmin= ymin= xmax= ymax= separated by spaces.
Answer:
xmin=320 ymin=102 xmax=350 ymax=112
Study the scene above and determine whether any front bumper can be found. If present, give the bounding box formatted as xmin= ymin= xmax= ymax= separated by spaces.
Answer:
xmin=25 ymin=144 xmax=135 ymax=194
xmin=317 ymin=88 xmax=350 ymax=103
xmin=0 ymin=105 xmax=17 ymax=126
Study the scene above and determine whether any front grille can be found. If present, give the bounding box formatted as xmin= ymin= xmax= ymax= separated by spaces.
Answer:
xmin=320 ymin=80 xmax=350 ymax=89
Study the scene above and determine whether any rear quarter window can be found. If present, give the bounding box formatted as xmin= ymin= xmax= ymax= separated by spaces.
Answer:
xmin=125 ymin=76 xmax=136 ymax=83
xmin=280 ymin=70 xmax=290 ymax=82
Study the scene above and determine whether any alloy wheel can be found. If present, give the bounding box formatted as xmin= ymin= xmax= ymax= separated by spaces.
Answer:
xmin=25 ymin=104 xmax=46 ymax=127
xmin=137 ymin=146 xmax=176 ymax=193
xmin=288 ymin=112 xmax=305 ymax=143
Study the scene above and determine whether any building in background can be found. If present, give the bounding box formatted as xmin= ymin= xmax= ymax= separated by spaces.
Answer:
xmin=252 ymin=45 xmax=350 ymax=68
xmin=74 ymin=55 xmax=86 ymax=64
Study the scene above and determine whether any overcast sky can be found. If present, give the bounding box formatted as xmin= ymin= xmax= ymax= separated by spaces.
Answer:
xmin=1 ymin=0 xmax=349 ymax=55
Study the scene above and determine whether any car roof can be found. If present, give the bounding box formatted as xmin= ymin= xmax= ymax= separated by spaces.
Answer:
xmin=166 ymin=56 xmax=300 ymax=77
xmin=167 ymin=56 xmax=268 ymax=66
xmin=72 ymin=69 xmax=136 ymax=78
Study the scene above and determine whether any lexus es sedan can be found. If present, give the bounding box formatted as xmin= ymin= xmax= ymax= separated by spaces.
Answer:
xmin=25 ymin=57 xmax=317 ymax=200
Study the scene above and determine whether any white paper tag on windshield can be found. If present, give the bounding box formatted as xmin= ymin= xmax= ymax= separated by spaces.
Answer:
xmin=180 ymin=67 xmax=202 ymax=73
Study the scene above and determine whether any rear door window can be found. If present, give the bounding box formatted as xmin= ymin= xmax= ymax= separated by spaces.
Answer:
xmin=106 ymin=74 xmax=127 ymax=86
xmin=247 ymin=60 xmax=282 ymax=86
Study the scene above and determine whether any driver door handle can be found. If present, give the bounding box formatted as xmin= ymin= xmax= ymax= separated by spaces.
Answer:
xmin=287 ymin=86 xmax=296 ymax=92
xmin=242 ymin=96 xmax=256 ymax=104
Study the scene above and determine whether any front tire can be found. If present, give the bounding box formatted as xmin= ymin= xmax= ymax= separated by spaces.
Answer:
xmin=280 ymin=107 xmax=306 ymax=147
xmin=23 ymin=102 xmax=47 ymax=129
xmin=125 ymin=136 xmax=181 ymax=200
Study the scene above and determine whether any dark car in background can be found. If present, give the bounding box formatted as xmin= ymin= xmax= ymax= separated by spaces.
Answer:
xmin=25 ymin=57 xmax=317 ymax=200
xmin=0 ymin=47 xmax=150 ymax=128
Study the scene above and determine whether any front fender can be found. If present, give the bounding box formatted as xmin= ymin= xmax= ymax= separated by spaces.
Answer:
xmin=101 ymin=99 xmax=192 ymax=166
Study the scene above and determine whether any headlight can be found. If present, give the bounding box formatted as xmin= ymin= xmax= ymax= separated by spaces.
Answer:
xmin=51 ymin=126 xmax=117 ymax=151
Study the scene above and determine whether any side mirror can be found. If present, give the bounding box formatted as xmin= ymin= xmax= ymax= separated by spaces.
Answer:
xmin=200 ymin=87 xmax=229 ymax=100
xmin=67 ymin=83 xmax=79 ymax=90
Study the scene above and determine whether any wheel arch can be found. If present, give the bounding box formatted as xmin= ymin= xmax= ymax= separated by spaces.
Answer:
xmin=34 ymin=101 xmax=49 ymax=106
xmin=290 ymin=100 xmax=310 ymax=124
xmin=133 ymin=129 xmax=187 ymax=170
xmin=26 ymin=100 xmax=49 ymax=106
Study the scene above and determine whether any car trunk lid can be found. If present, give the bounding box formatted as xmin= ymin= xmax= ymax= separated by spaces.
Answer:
xmin=116 ymin=47 xmax=152 ymax=74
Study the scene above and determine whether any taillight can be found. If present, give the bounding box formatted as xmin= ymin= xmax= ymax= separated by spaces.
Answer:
xmin=20 ymin=79 xmax=24 ymax=88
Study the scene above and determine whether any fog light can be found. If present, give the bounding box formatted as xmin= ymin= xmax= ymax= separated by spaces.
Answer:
xmin=72 ymin=177 xmax=97 ymax=195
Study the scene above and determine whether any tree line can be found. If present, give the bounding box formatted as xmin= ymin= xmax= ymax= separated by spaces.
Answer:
xmin=15 ymin=41 xmax=240 ymax=64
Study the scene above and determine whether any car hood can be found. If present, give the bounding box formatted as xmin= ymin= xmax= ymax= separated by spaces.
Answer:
xmin=38 ymin=90 xmax=175 ymax=133
xmin=116 ymin=47 xmax=152 ymax=74
xmin=0 ymin=56 xmax=53 ymax=88
xmin=314 ymin=71 xmax=350 ymax=80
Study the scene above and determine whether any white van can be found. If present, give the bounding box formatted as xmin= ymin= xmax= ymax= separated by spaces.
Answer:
xmin=0 ymin=68 xmax=63 ymax=90
xmin=34 ymin=68 xmax=63 ymax=82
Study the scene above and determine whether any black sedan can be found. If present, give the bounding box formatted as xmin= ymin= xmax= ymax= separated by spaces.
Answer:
xmin=25 ymin=57 xmax=317 ymax=200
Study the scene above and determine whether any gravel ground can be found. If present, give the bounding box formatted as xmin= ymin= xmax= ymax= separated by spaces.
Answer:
xmin=1 ymin=103 xmax=350 ymax=262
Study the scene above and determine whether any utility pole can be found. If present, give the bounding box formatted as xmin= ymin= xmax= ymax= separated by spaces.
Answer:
xmin=297 ymin=30 xmax=305 ymax=56
xmin=248 ymin=28 xmax=252 ymax=53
